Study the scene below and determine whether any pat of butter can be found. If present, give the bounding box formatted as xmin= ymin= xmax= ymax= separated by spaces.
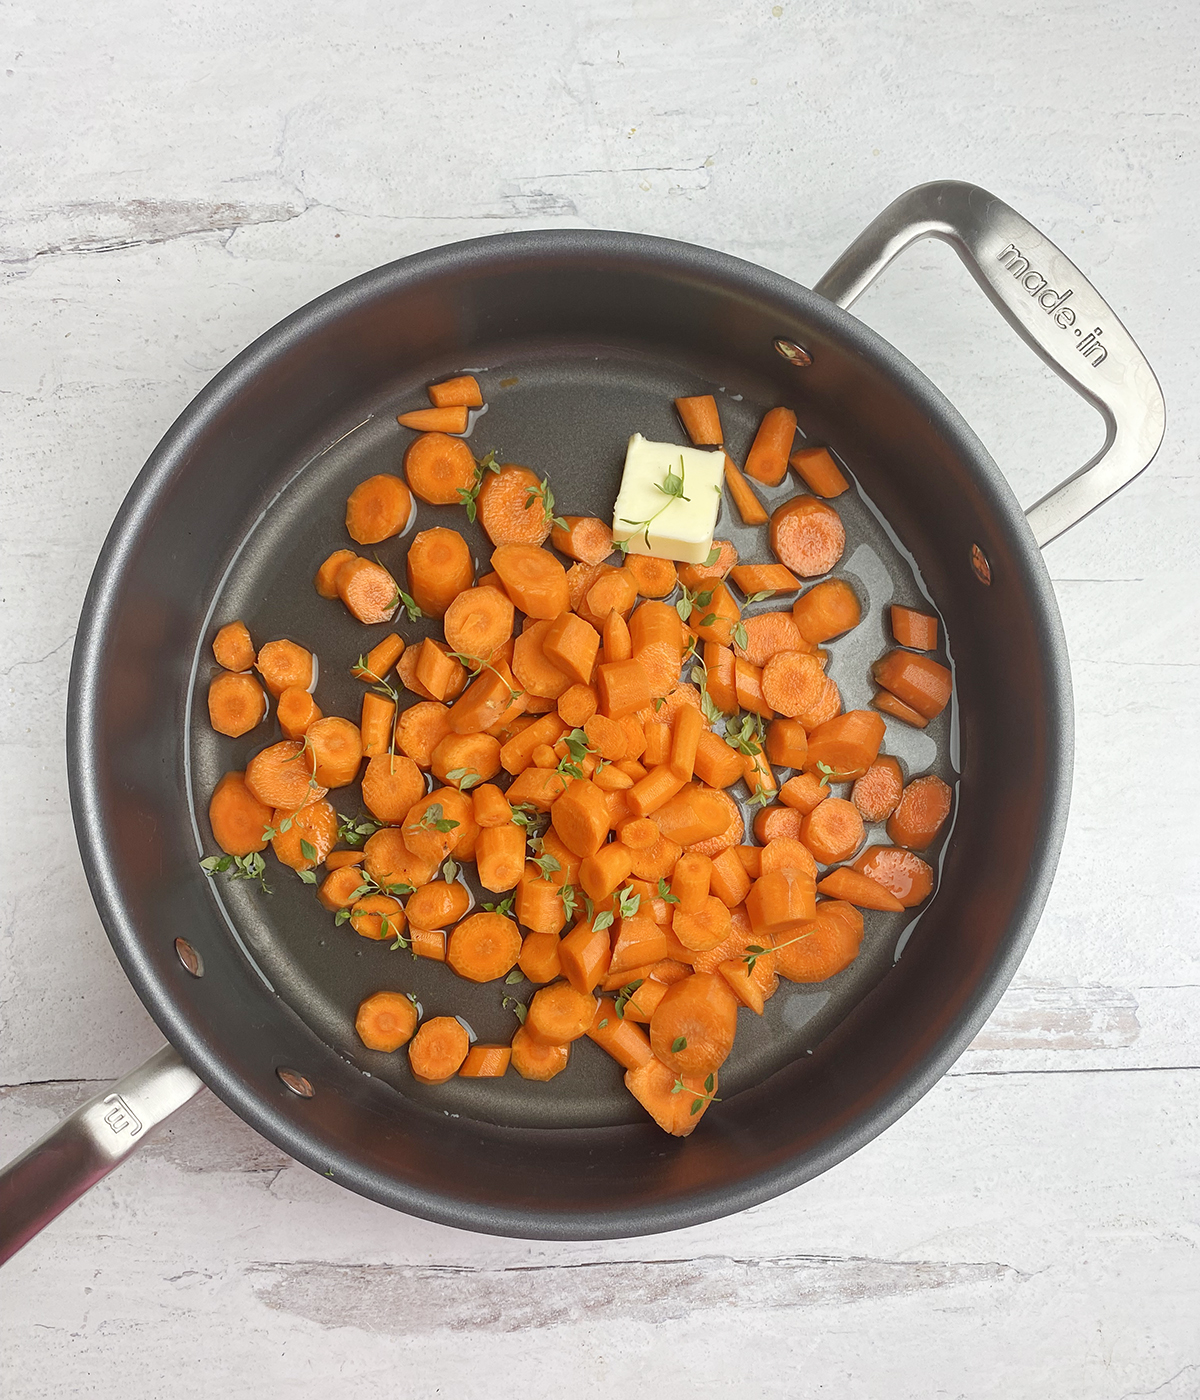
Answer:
xmin=612 ymin=434 xmax=725 ymax=564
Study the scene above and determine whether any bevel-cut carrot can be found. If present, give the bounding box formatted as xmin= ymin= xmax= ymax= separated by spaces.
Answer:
xmin=510 ymin=1026 xmax=570 ymax=1080
xmin=403 ymin=432 xmax=477 ymax=505
xmin=690 ymin=730 xmax=741 ymax=789
xmin=770 ymin=497 xmax=846 ymax=577
xmin=853 ymin=844 xmax=934 ymax=907
xmin=624 ymin=1056 xmax=716 ymax=1136
xmin=702 ymin=642 xmax=738 ymax=715
xmin=722 ymin=452 xmax=769 ymax=525
xmin=804 ymin=710 xmax=886 ymax=783
xmin=431 ymin=731 xmax=501 ymax=790
xmin=427 ymin=374 xmax=483 ymax=409
xmin=628 ymin=833 xmax=683 ymax=882
xmin=814 ymin=866 xmax=904 ymax=911
xmin=596 ymin=658 xmax=652 ymax=720
xmin=708 ymin=846 xmax=752 ymax=908
xmin=213 ymin=620 xmax=256 ymax=672
xmin=408 ymin=1016 xmax=470 ymax=1084
xmin=208 ymin=671 xmax=267 ymax=738
xmin=873 ymin=689 xmax=929 ymax=728
xmin=765 ymin=717 xmax=807 ymax=770
xmin=491 ymin=543 xmax=570 ymax=618
xmin=581 ymin=569 xmax=638 ymax=629
xmin=744 ymin=407 xmax=797 ymax=486
xmin=318 ymin=864 xmax=368 ymax=912
xmin=792 ymin=579 xmax=861 ymax=644
xmin=362 ymin=827 xmax=437 ymax=891
xmin=778 ymin=776 xmax=829 ymax=822
xmin=671 ymin=896 xmax=732 ymax=952
xmin=746 ymin=867 xmax=817 ymax=935
xmin=397 ymin=405 xmax=468 ymax=433
xmin=345 ymin=473 xmax=413 ymax=545
xmin=800 ymin=797 xmax=865 ymax=865
xmin=627 ymin=764 xmax=687 ymax=819
xmin=621 ymin=555 xmax=677 ymax=599
xmin=669 ymin=704 xmax=703 ymax=781
xmin=414 ymin=638 xmax=466 ymax=703
xmin=443 ymin=587 xmax=516 ymax=668
xmin=409 ymin=927 xmax=447 ymax=961
xmin=244 ymin=739 xmax=323 ymax=810
xmin=355 ymin=992 xmax=418 ymax=1052
xmin=518 ymin=922 xmax=566 ymax=981
xmin=643 ymin=720 xmax=670 ymax=767
xmin=735 ymin=612 xmax=808 ymax=667
xmin=448 ymin=662 xmax=525 ymax=736
xmin=500 ymin=712 xmax=566 ymax=775
xmin=669 ymin=851 xmax=712 ymax=914
xmin=540 ymin=612 xmax=600 ymax=688
xmin=475 ymin=822 xmax=527 ymax=893
xmin=649 ymin=971 xmax=738 ymax=1075
xmin=407 ymin=528 xmax=475 ymax=618
xmin=872 ymin=650 xmax=952 ymax=720
xmin=734 ymin=659 xmax=774 ymax=719
xmin=468 ymin=782 xmax=510 ymax=830
xmin=744 ymin=748 xmax=777 ymax=805
xmin=890 ymin=604 xmax=939 ymax=651
xmin=335 ymin=557 xmax=399 ymax=625
xmin=208 ymin=771 xmax=273 ymax=856
xmin=526 ymin=980 xmax=598 ymax=1044
xmin=459 ymin=1044 xmax=511 ymax=1077
xmin=684 ymin=786 xmax=743 ymax=858
xmin=789 ymin=445 xmax=849 ymax=497
xmin=677 ymin=540 xmax=737 ymax=588
xmin=314 ymin=550 xmax=357 ymax=600
xmin=565 ymin=561 xmax=615 ymax=613
xmin=851 ymin=757 xmax=904 ymax=823
xmin=734 ymin=845 xmax=762 ymax=878
xmin=348 ymin=892 xmax=406 ymax=942
xmin=550 ymin=516 xmax=613 ymax=565
xmin=510 ymin=619 xmax=571 ymax=700
xmin=549 ymin=777 xmax=610 ymax=857
xmin=675 ymin=393 xmax=723 ymax=445
xmin=588 ymin=999 xmax=656 ymax=1070
xmin=401 ymin=786 xmax=472 ymax=865
xmin=506 ymin=766 xmax=568 ymax=811
xmin=353 ymin=633 xmax=406 ymax=684
xmin=602 ymin=608 xmax=632 ymax=664
xmin=406 ymin=880 xmax=472 ymax=930
xmin=394 ymin=700 xmax=453 ymax=768
xmin=255 ymin=638 xmax=313 ymax=698
xmin=447 ymin=911 xmax=522 ymax=982
xmin=558 ymin=682 xmax=599 ymax=727
xmin=478 ymin=465 xmax=553 ymax=547
xmin=729 ymin=564 xmax=799 ymax=597
xmin=688 ymin=581 xmax=741 ymax=648
xmin=651 ymin=786 xmax=731 ymax=847
xmin=887 ymin=774 xmax=953 ymax=851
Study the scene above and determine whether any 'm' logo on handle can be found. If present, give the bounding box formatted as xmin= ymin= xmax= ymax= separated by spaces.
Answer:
xmin=997 ymin=244 xmax=1108 ymax=367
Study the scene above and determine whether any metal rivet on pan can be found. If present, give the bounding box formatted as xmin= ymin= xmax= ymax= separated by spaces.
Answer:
xmin=277 ymin=1068 xmax=315 ymax=1098
xmin=971 ymin=544 xmax=992 ymax=585
xmin=774 ymin=338 xmax=812 ymax=367
xmin=174 ymin=937 xmax=203 ymax=977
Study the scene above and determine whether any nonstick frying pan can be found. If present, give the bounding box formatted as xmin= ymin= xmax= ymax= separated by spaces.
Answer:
xmin=0 ymin=181 xmax=1164 ymax=1259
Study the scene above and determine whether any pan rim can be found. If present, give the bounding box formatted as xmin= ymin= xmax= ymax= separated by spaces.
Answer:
xmin=67 ymin=227 xmax=1073 ymax=1239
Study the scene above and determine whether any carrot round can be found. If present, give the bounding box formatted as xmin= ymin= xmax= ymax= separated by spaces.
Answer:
xmin=443 ymin=586 xmax=515 ymax=666
xmin=649 ymin=971 xmax=738 ymax=1076
xmin=345 ymin=473 xmax=413 ymax=545
xmin=678 ymin=541 xmax=737 ymax=590
xmin=581 ymin=570 xmax=638 ymax=628
xmin=770 ymin=497 xmax=846 ymax=577
xmin=764 ymin=717 xmax=807 ymax=770
xmin=772 ymin=901 xmax=864 ymax=982
xmin=550 ymin=516 xmax=613 ymax=565
xmin=804 ymin=710 xmax=886 ymax=783
xmin=890 ymin=604 xmax=939 ymax=651
xmin=349 ymin=893 xmax=406 ymax=941
xmin=212 ymin=620 xmax=255 ymax=672
xmin=335 ymin=557 xmax=400 ymax=625
xmin=853 ymin=844 xmax=934 ymax=906
xmin=471 ymin=782 xmax=512 ymax=830
xmin=402 ymin=431 xmax=476 ymax=505
xmin=315 ymin=548 xmax=358 ymax=599
xmin=406 ymin=880 xmax=471 ymax=930
xmin=526 ymin=981 xmax=597 ymax=1045
xmin=674 ymin=393 xmax=723 ymax=444
xmin=873 ymin=689 xmax=929 ymax=728
xmin=736 ymin=612 xmax=808 ymax=668
xmin=254 ymin=638 xmax=313 ymax=698
xmin=789 ymin=445 xmax=849 ymax=497
xmin=407 ymin=528 xmax=475 ymax=618
xmin=558 ymin=682 xmax=598 ymax=727
xmin=402 ymin=787 xmax=472 ymax=864
xmin=355 ymin=991 xmax=418 ymax=1052
xmin=887 ymin=774 xmax=953 ymax=850
xmin=427 ymin=374 xmax=483 ymax=409
xmin=362 ymin=827 xmax=437 ymax=890
xmin=722 ymin=453 xmax=769 ymax=525
xmin=478 ymin=465 xmax=553 ymax=547
xmin=325 ymin=849 xmax=365 ymax=871
xmin=757 ymin=651 xmax=823 ymax=720
xmin=687 ymin=581 xmax=741 ymax=648
xmin=447 ymin=911 xmax=522 ymax=982
xmin=813 ymin=866 xmax=904 ymax=911
xmin=318 ymin=864 xmax=368 ymax=911
xmin=753 ymin=804 xmax=803 ymax=844
xmin=208 ymin=671 xmax=267 ymax=738
xmin=559 ymin=921 xmax=612 ymax=993
xmin=691 ymin=730 xmax=743 ymax=789
xmin=872 ymin=650 xmax=952 ymax=720
xmin=408 ymin=1016 xmax=470 ymax=1084
xmin=394 ymin=700 xmax=453 ymax=767
xmin=510 ymin=1026 xmax=570 ymax=1080
xmin=792 ymin=579 xmax=861 ymax=644
xmin=208 ymin=771 xmax=272 ymax=856
xmin=398 ymin=405 xmax=468 ymax=433
xmin=430 ymin=731 xmax=501 ymax=790
xmin=629 ymin=600 xmax=684 ymax=698
xmin=548 ymin=778 xmax=609 ymax=857
xmin=800 ymin=797 xmax=865 ymax=865
xmin=622 ymin=555 xmax=677 ymax=599
xmin=671 ymin=895 xmax=732 ymax=952
xmin=709 ymin=846 xmax=752 ymax=909
xmin=491 ymin=543 xmax=570 ymax=618
xmin=360 ymin=753 xmax=425 ymax=823
xmin=851 ymin=757 xmax=904 ymax=823
xmin=455 ymin=1044 xmax=509 ymax=1078
xmin=744 ymin=406 xmax=797 ymax=486
xmin=244 ymin=739 xmax=322 ymax=809
xmin=269 ymin=797 xmax=336 ymax=870
xmin=475 ymin=822 xmax=526 ymax=892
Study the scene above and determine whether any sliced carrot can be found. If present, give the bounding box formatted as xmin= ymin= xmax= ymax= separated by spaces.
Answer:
xmin=566 ymin=561 xmax=615 ymax=612
xmin=506 ymin=766 xmax=569 ymax=811
xmin=873 ymin=689 xmax=929 ymax=728
xmin=558 ymin=682 xmax=599 ymax=727
xmin=688 ymin=581 xmax=740 ymax=648
xmin=254 ymin=638 xmax=312 ymax=698
xmin=409 ymin=927 xmax=447 ymax=961
xmin=478 ymin=465 xmax=553 ymax=547
xmin=814 ymin=866 xmax=904 ymax=911
xmin=608 ymin=916 xmax=670 ymax=979
xmin=336 ymin=557 xmax=400 ymax=625
xmin=448 ymin=662 xmax=526 ymax=737
xmin=580 ymin=569 xmax=638 ymax=629
xmin=760 ymin=650 xmax=827 ymax=720
xmin=675 ymin=393 xmax=723 ymax=445
xmin=802 ymin=674 xmax=842 ymax=730
xmin=244 ymin=740 xmax=322 ymax=810
xmin=559 ymin=920 xmax=613 ymax=993
xmin=352 ymin=633 xmax=406 ymax=685
xmin=671 ymin=895 xmax=731 ymax=953
xmin=307 ymin=716 xmax=363 ymax=789
xmin=872 ymin=650 xmax=952 ymax=720
xmin=427 ymin=374 xmax=483 ymax=409
xmin=851 ymin=757 xmax=904 ymax=822
xmin=349 ymin=892 xmax=406 ymax=942
xmin=642 ymin=720 xmax=670 ymax=767
xmin=345 ymin=473 xmax=413 ymax=545
xmin=362 ymin=827 xmax=437 ymax=891
xmin=622 ymin=555 xmax=677 ymax=599
xmin=355 ymin=992 xmax=418 ymax=1052
xmin=596 ymin=658 xmax=652 ymax=720
xmin=649 ymin=971 xmax=738 ymax=1075
xmin=404 ymin=879 xmax=471 ymax=930
xmin=853 ymin=844 xmax=934 ymax=906
xmin=577 ymin=842 xmax=632 ymax=903
xmin=629 ymin=600 xmax=685 ymax=698
xmin=887 ymin=774 xmax=953 ymax=851
xmin=624 ymin=1056 xmax=716 ymax=1136
xmin=401 ymin=786 xmax=472 ymax=865
xmin=510 ymin=1026 xmax=570 ymax=1080
xmin=668 ymin=705 xmax=703 ymax=782
xmin=764 ymin=717 xmax=807 ymax=770
xmin=549 ymin=778 xmax=610 ymax=856
xmin=792 ymin=579 xmax=861 ymax=644
xmin=587 ymin=998 xmax=655 ymax=1070
xmin=459 ymin=1044 xmax=511 ymax=1077
xmin=208 ymin=771 xmax=272 ymax=856
xmin=804 ymin=710 xmax=886 ymax=783
xmin=414 ymin=638 xmax=466 ymax=703
xmin=465 ymin=784 xmax=508 ymax=832
xmin=526 ymin=981 xmax=597 ymax=1045
xmin=491 ymin=543 xmax=570 ymax=618
xmin=208 ymin=671 xmax=267 ymax=738
xmin=447 ymin=911 xmax=522 ymax=982
xmin=746 ymin=867 xmax=817 ymax=936
xmin=702 ymin=642 xmax=738 ymax=715
xmin=500 ymin=713 xmax=566 ymax=775
xmin=315 ymin=549 xmax=358 ymax=600
xmin=601 ymin=608 xmax=632 ymax=665
xmin=394 ymin=700 xmax=453 ymax=768
xmin=789 ymin=445 xmax=849 ymax=497
xmin=744 ymin=407 xmax=797 ymax=486
xmin=735 ymin=611 xmax=808 ymax=667
xmin=743 ymin=748 xmax=777 ymax=805
xmin=729 ymin=563 xmax=799 ymax=597
xmin=753 ymin=804 xmax=802 ymax=844
xmin=406 ymin=528 xmax=475 ymax=618
xmin=443 ymin=587 xmax=516 ymax=667
xmin=582 ymin=714 xmax=626 ymax=763
xmin=397 ymin=405 xmax=468 ymax=433
xmin=550 ymin=516 xmax=614 ymax=565
xmin=318 ymin=864 xmax=368 ymax=912
xmin=890 ymin=604 xmax=939 ymax=651
xmin=539 ymin=612 xmax=599 ymax=689
xmin=688 ymin=730 xmax=740 ymax=790
xmin=402 ymin=431 xmax=475 ymax=505
xmin=475 ymin=822 xmax=526 ymax=892
xmin=626 ymin=764 xmax=686 ymax=819
xmin=618 ymin=715 xmax=648 ymax=761
xmin=770 ymin=497 xmax=846 ymax=577
xmin=518 ymin=922 xmax=566 ymax=981
xmin=772 ymin=901 xmax=864 ymax=982
xmin=734 ymin=845 xmax=762 ymax=878
xmin=678 ymin=540 xmax=737 ymax=588
xmin=708 ymin=846 xmax=752 ymax=908
xmin=213 ymin=620 xmax=256 ymax=672
xmin=722 ymin=452 xmax=769 ymax=525
xmin=800 ymin=797 xmax=865 ymax=865
xmin=430 ymin=731 xmax=501 ymax=791
xmin=650 ymin=786 xmax=731 ymax=847
xmin=733 ymin=659 xmax=774 ymax=720
xmin=628 ymin=833 xmax=683 ymax=882
xmin=408 ymin=1016 xmax=470 ymax=1084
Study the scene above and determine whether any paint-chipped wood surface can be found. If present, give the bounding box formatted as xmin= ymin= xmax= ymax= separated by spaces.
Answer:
xmin=1 ymin=2 xmax=1196 ymax=1395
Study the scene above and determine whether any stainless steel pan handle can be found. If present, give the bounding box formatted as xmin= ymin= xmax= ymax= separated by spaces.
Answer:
xmin=0 ymin=1046 xmax=203 ymax=1264
xmin=813 ymin=180 xmax=1165 ymax=546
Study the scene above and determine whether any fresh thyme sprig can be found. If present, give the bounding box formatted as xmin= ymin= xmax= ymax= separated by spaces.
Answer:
xmin=743 ymin=927 xmax=819 ymax=973
xmin=675 ymin=581 xmax=714 ymax=624
xmin=445 ymin=766 xmax=483 ymax=792
xmin=483 ymin=893 xmax=517 ymax=915
xmin=524 ymin=475 xmax=568 ymax=531
xmin=199 ymin=851 xmax=272 ymax=895
xmin=815 ymin=761 xmax=850 ymax=789
xmin=412 ymin=802 xmax=460 ymax=834
xmin=336 ymin=812 xmax=383 ymax=847
xmin=457 ymin=448 xmax=502 ymax=522
xmin=671 ymin=1072 xmax=720 ymax=1116
xmin=447 ymin=649 xmax=523 ymax=704
xmin=746 ymin=783 xmax=774 ymax=811
xmin=723 ymin=712 xmax=764 ymax=758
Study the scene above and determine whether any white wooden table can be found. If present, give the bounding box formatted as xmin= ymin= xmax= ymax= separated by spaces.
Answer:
xmin=2 ymin=3 xmax=1197 ymax=1394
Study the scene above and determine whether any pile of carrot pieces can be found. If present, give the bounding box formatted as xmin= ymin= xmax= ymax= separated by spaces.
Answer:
xmin=201 ymin=376 xmax=955 ymax=1136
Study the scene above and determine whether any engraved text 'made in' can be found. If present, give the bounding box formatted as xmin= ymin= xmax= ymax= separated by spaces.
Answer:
xmin=997 ymin=243 xmax=1108 ymax=367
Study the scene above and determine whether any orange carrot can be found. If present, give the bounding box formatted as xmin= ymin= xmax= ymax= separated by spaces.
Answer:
xmin=651 ymin=786 xmax=731 ymax=846
xmin=394 ymin=700 xmax=453 ymax=767
xmin=814 ymin=866 xmax=904 ymax=911
xmin=275 ymin=685 xmax=320 ymax=741
xmin=362 ymin=827 xmax=437 ymax=890
xmin=349 ymin=893 xmax=406 ymax=942
xmin=890 ymin=604 xmax=939 ymax=651
xmin=872 ymin=650 xmax=952 ymax=720
xmin=408 ymin=1016 xmax=470 ymax=1084
xmin=500 ymin=712 xmax=566 ymax=775
xmin=649 ymin=971 xmax=738 ymax=1075
xmin=526 ymin=981 xmax=597 ymax=1044
xmin=789 ymin=445 xmax=849 ymax=497
xmin=565 ymin=561 xmax=615 ymax=613
xmin=518 ymin=925 xmax=565 ymax=981
xmin=413 ymin=638 xmax=466 ymax=703
xmin=212 ymin=620 xmax=256 ymax=672
xmin=596 ymin=658 xmax=652 ymax=720
xmin=315 ymin=549 xmax=358 ymax=599
xmin=335 ymin=557 xmax=401 ymax=625
xmin=624 ymin=1056 xmax=716 ymax=1136
xmin=608 ymin=916 xmax=670 ymax=978
xmin=550 ymin=516 xmax=614 ymax=565
xmin=764 ymin=717 xmax=807 ymax=770
xmin=505 ymin=766 xmax=569 ymax=811
xmin=851 ymin=757 xmax=904 ymax=822
xmin=708 ymin=846 xmax=752 ymax=908
xmin=401 ymin=786 xmax=472 ymax=864
xmin=621 ymin=555 xmax=678 ymax=599
xmin=458 ymin=1044 xmax=511 ymax=1077
xmin=628 ymin=832 xmax=683 ymax=882
xmin=688 ymin=581 xmax=741 ymax=648
xmin=772 ymin=901 xmax=864 ymax=982
xmin=729 ymin=563 xmax=799 ymax=597
xmin=601 ymin=608 xmax=632 ymax=665
xmin=722 ymin=453 xmax=769 ymax=525
xmin=208 ymin=671 xmax=267 ymax=738
xmin=678 ymin=540 xmax=737 ymax=588
xmin=465 ymin=783 xmax=508 ymax=831
xmin=669 ymin=851 xmax=713 ymax=914
xmin=689 ymin=730 xmax=741 ymax=789
xmin=701 ymin=642 xmax=738 ymax=715
xmin=626 ymin=764 xmax=687 ymax=819
xmin=540 ymin=612 xmax=600 ymax=687
xmin=409 ymin=927 xmax=447 ymax=961
xmin=800 ymin=797 xmax=865 ymax=865
xmin=447 ymin=911 xmax=522 ymax=982
xmin=550 ymin=778 xmax=611 ymax=856
xmin=675 ymin=393 xmax=723 ymax=445
xmin=397 ymin=404 xmax=468 ymax=433
xmin=449 ymin=662 xmax=525 ymax=737
xmin=671 ymin=895 xmax=732 ymax=952
xmin=405 ymin=880 xmax=471 ymax=930
xmin=559 ymin=920 xmax=612 ymax=993
xmin=443 ymin=587 xmax=516 ymax=666
xmin=587 ymin=999 xmax=655 ymax=1070
xmin=769 ymin=496 xmax=846 ymax=577
xmin=618 ymin=715 xmax=648 ymax=761
xmin=406 ymin=528 xmax=475 ymax=618
xmin=558 ymin=682 xmax=599 ymax=727
xmin=244 ymin=739 xmax=323 ymax=810
xmin=208 ymin=771 xmax=273 ymax=856
xmin=318 ymin=864 xmax=369 ymax=912
xmin=804 ymin=710 xmax=886 ymax=783
xmin=478 ymin=465 xmax=554 ymax=547
xmin=580 ymin=569 xmax=638 ymax=628
xmin=733 ymin=659 xmax=774 ymax=720
xmin=431 ymin=731 xmax=501 ymax=790
xmin=267 ymin=798 xmax=336 ymax=872
xmin=643 ymin=720 xmax=670 ymax=767
xmin=681 ymin=786 xmax=743 ymax=859
xmin=427 ymin=374 xmax=483 ymax=409
xmin=853 ymin=844 xmax=934 ymax=907
xmin=668 ymin=704 xmax=703 ymax=782
xmin=744 ymin=407 xmax=797 ymax=486
xmin=345 ymin=473 xmax=413 ymax=545
xmin=753 ymin=804 xmax=802 ymax=844
xmin=760 ymin=651 xmax=828 ymax=721
xmin=510 ymin=1026 xmax=570 ymax=1080
xmin=887 ymin=774 xmax=952 ymax=851
xmin=491 ymin=543 xmax=570 ymax=618
xmin=873 ymin=689 xmax=929 ymax=728
xmin=734 ymin=845 xmax=762 ymax=878
xmin=327 ymin=849 xmax=367 ymax=868
xmin=355 ymin=992 xmax=418 ymax=1052
xmin=352 ymin=633 xmax=406 ymax=685
xmin=403 ymin=431 xmax=477 ymax=505
xmin=792 ymin=579 xmax=861 ymax=644
xmin=475 ymin=822 xmax=526 ymax=892
xmin=735 ymin=611 xmax=808 ymax=667
xmin=306 ymin=716 xmax=363 ymax=789
xmin=629 ymin=600 xmax=685 ymax=698
xmin=746 ymin=867 xmax=817 ymax=936
xmin=254 ymin=638 xmax=312 ymax=698
xmin=579 ymin=842 xmax=634 ymax=903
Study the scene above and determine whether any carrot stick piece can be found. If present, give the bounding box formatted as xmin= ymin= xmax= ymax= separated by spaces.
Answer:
xmin=397 ymin=405 xmax=469 ymax=433
xmin=872 ymin=650 xmax=952 ymax=720
xmin=621 ymin=555 xmax=678 ymax=599
xmin=315 ymin=549 xmax=358 ymax=599
xmin=275 ymin=685 xmax=321 ymax=740
xmin=792 ymin=579 xmax=862 ymax=644
xmin=624 ymin=1056 xmax=716 ymax=1136
xmin=587 ymin=999 xmax=655 ymax=1070
xmin=890 ymin=604 xmax=939 ymax=651
xmin=427 ymin=375 xmax=483 ymax=408
xmin=723 ymin=453 xmax=769 ymax=525
xmin=550 ymin=516 xmax=614 ymax=565
xmin=789 ymin=445 xmax=849 ymax=497
xmin=475 ymin=823 xmax=526 ymax=892
xmin=729 ymin=563 xmax=800 ymax=597
xmin=459 ymin=1045 xmax=511 ymax=1077
xmin=744 ymin=407 xmax=797 ymax=486
xmin=674 ymin=394 xmax=724 ymax=445
xmin=814 ymin=866 xmax=905 ymax=911
xmin=872 ymin=689 xmax=929 ymax=728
